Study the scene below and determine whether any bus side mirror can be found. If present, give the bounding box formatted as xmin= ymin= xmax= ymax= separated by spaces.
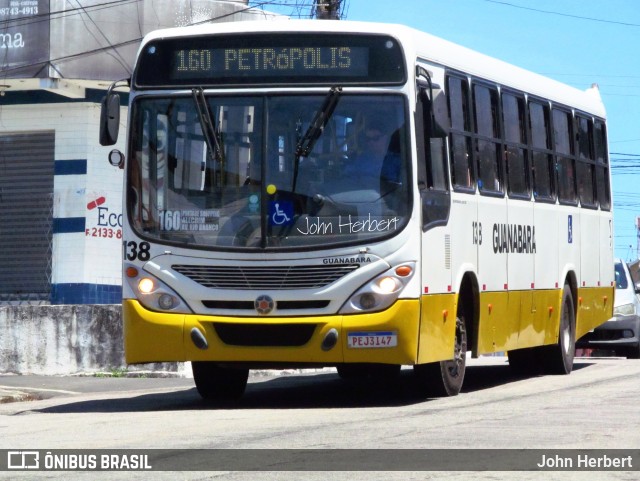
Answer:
xmin=100 ymin=93 xmax=120 ymax=146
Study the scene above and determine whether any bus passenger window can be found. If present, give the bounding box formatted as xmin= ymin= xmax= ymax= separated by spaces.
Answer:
xmin=447 ymin=76 xmax=474 ymax=190
xmin=502 ymin=93 xmax=529 ymax=197
xmin=553 ymin=109 xmax=577 ymax=204
xmin=576 ymin=116 xmax=596 ymax=208
xmin=473 ymin=84 xmax=502 ymax=194
xmin=529 ymin=101 xmax=554 ymax=200
xmin=594 ymin=120 xmax=610 ymax=210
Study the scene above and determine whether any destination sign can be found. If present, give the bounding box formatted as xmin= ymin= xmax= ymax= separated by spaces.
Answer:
xmin=134 ymin=33 xmax=405 ymax=87
xmin=173 ymin=46 xmax=368 ymax=78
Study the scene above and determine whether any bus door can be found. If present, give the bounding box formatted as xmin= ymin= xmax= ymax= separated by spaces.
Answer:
xmin=444 ymin=73 xmax=479 ymax=335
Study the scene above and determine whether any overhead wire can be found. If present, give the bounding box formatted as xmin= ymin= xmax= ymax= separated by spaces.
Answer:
xmin=67 ymin=0 xmax=133 ymax=75
xmin=482 ymin=0 xmax=640 ymax=28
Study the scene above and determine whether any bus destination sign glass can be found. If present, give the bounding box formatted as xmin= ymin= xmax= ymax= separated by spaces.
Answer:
xmin=173 ymin=46 xmax=368 ymax=79
xmin=134 ymin=33 xmax=405 ymax=87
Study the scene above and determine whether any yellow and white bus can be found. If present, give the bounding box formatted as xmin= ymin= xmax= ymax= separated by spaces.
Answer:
xmin=100 ymin=20 xmax=614 ymax=400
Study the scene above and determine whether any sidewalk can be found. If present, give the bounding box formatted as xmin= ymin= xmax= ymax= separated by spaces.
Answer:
xmin=0 ymin=372 xmax=192 ymax=405
xmin=0 ymin=387 xmax=40 ymax=403
xmin=0 ymin=368 xmax=342 ymax=406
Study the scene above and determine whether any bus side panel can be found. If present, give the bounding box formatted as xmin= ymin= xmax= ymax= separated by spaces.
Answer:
xmin=532 ymin=202 xmax=562 ymax=347
xmin=600 ymin=214 xmax=615 ymax=300
xmin=473 ymin=286 xmax=612 ymax=353
xmin=417 ymin=293 xmax=457 ymax=363
xmin=578 ymin=208 xmax=601 ymax=329
xmin=575 ymin=286 xmax=615 ymax=340
xmin=476 ymin=289 xmax=563 ymax=351
xmin=475 ymin=291 xmax=519 ymax=354
xmin=123 ymin=300 xmax=186 ymax=364
xmin=477 ymin=196 xmax=507 ymax=294
xmin=533 ymin=203 xmax=559 ymax=290
xmin=517 ymin=288 xmax=560 ymax=349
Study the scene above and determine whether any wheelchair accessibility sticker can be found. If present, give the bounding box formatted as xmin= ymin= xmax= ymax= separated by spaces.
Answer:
xmin=269 ymin=201 xmax=294 ymax=226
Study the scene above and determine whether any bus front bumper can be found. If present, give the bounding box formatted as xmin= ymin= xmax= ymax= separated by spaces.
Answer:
xmin=123 ymin=299 xmax=423 ymax=367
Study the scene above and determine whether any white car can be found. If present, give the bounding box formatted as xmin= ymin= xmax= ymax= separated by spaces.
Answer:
xmin=577 ymin=259 xmax=640 ymax=359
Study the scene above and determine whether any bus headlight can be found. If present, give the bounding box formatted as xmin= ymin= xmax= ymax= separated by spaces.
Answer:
xmin=138 ymin=277 xmax=155 ymax=294
xmin=339 ymin=262 xmax=416 ymax=314
xmin=376 ymin=276 xmax=401 ymax=294
xmin=125 ymin=264 xmax=192 ymax=314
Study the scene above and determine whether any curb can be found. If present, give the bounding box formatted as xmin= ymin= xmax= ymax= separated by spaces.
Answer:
xmin=0 ymin=389 xmax=40 ymax=404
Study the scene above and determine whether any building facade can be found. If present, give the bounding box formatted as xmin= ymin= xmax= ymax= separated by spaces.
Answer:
xmin=0 ymin=0 xmax=280 ymax=304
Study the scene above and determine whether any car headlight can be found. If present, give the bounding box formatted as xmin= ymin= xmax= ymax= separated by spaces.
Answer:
xmin=613 ymin=303 xmax=636 ymax=317
xmin=340 ymin=262 xmax=416 ymax=314
xmin=124 ymin=263 xmax=192 ymax=314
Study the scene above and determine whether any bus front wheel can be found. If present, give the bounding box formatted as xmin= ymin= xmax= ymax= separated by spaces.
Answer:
xmin=413 ymin=315 xmax=467 ymax=397
xmin=192 ymin=362 xmax=249 ymax=401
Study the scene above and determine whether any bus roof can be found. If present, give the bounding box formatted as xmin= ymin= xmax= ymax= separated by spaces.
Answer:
xmin=140 ymin=19 xmax=605 ymax=117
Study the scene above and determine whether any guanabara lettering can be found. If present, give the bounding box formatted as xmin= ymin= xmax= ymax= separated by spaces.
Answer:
xmin=323 ymin=257 xmax=372 ymax=265
xmin=492 ymin=223 xmax=536 ymax=254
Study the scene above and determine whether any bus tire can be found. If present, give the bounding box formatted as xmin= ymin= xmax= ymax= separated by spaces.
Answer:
xmin=192 ymin=362 xmax=249 ymax=401
xmin=543 ymin=284 xmax=576 ymax=375
xmin=413 ymin=315 xmax=467 ymax=397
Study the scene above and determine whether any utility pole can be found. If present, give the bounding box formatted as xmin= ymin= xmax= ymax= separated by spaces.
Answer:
xmin=315 ymin=0 xmax=341 ymax=19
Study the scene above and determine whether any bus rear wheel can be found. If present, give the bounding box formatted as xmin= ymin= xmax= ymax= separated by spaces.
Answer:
xmin=192 ymin=362 xmax=249 ymax=401
xmin=413 ymin=315 xmax=467 ymax=397
xmin=542 ymin=284 xmax=576 ymax=375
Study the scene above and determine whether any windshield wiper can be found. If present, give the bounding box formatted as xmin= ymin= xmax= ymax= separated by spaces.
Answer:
xmin=192 ymin=87 xmax=225 ymax=166
xmin=292 ymin=86 xmax=342 ymax=192
xmin=295 ymin=86 xmax=342 ymax=158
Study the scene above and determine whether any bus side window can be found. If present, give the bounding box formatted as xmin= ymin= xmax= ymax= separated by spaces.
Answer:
xmin=429 ymin=137 xmax=448 ymax=190
xmin=473 ymin=83 xmax=502 ymax=194
xmin=502 ymin=92 xmax=530 ymax=198
xmin=553 ymin=108 xmax=577 ymax=205
xmin=417 ymin=77 xmax=450 ymax=231
xmin=594 ymin=120 xmax=611 ymax=210
xmin=528 ymin=101 xmax=555 ymax=201
xmin=576 ymin=115 xmax=597 ymax=208
xmin=447 ymin=75 xmax=474 ymax=191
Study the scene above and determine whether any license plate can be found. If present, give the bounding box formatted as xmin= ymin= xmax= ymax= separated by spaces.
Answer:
xmin=347 ymin=331 xmax=397 ymax=348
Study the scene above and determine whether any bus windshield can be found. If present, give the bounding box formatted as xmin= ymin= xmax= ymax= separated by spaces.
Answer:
xmin=128 ymin=93 xmax=411 ymax=250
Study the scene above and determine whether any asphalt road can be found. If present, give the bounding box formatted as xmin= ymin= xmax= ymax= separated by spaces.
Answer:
xmin=0 ymin=357 xmax=638 ymax=481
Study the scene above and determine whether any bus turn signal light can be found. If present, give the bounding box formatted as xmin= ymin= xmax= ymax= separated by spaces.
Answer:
xmin=395 ymin=265 xmax=412 ymax=277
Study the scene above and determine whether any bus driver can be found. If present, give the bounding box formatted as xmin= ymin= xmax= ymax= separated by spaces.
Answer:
xmin=345 ymin=118 xmax=402 ymax=184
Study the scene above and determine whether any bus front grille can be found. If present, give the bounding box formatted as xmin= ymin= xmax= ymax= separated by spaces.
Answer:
xmin=201 ymin=300 xmax=330 ymax=310
xmin=213 ymin=323 xmax=317 ymax=347
xmin=172 ymin=264 xmax=359 ymax=290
